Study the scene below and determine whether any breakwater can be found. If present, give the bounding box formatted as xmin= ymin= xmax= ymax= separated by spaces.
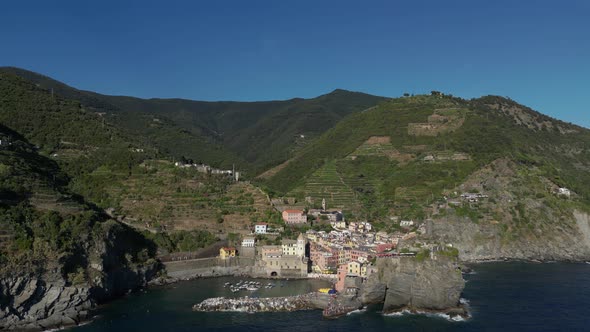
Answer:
xmin=193 ymin=292 xmax=332 ymax=313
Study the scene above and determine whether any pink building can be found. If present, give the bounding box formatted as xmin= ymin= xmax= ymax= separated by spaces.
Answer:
xmin=335 ymin=264 xmax=348 ymax=292
xmin=282 ymin=209 xmax=308 ymax=224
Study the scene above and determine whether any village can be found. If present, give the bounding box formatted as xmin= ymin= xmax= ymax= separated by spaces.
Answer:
xmin=213 ymin=196 xmax=454 ymax=293
xmin=170 ymin=161 xmax=574 ymax=293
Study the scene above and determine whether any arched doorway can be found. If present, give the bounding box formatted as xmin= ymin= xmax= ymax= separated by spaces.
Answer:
xmin=270 ymin=271 xmax=278 ymax=277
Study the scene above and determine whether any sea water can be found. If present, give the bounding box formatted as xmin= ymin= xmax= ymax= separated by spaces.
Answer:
xmin=69 ymin=262 xmax=590 ymax=332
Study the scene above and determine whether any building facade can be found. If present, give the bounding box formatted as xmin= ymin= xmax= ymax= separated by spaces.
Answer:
xmin=282 ymin=210 xmax=308 ymax=224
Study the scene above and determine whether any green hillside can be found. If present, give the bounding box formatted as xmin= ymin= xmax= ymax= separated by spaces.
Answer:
xmin=0 ymin=67 xmax=385 ymax=173
xmin=264 ymin=93 xmax=590 ymax=223
xmin=0 ymin=123 xmax=157 ymax=280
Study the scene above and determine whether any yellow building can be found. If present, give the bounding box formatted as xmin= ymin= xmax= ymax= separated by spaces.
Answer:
xmin=360 ymin=263 xmax=367 ymax=277
xmin=220 ymin=247 xmax=237 ymax=259
xmin=347 ymin=261 xmax=361 ymax=276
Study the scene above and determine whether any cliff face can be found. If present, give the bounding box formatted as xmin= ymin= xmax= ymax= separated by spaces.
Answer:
xmin=0 ymin=277 xmax=92 ymax=330
xmin=424 ymin=158 xmax=590 ymax=262
xmin=427 ymin=212 xmax=590 ymax=262
xmin=361 ymin=257 xmax=464 ymax=313
xmin=0 ymin=222 xmax=161 ymax=331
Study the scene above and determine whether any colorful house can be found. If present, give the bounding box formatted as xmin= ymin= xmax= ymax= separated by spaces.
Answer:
xmin=219 ymin=247 xmax=237 ymax=259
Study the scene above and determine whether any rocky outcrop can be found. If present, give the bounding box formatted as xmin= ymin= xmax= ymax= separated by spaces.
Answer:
xmin=0 ymin=277 xmax=92 ymax=331
xmin=427 ymin=158 xmax=590 ymax=262
xmin=361 ymin=257 xmax=465 ymax=314
xmin=427 ymin=212 xmax=590 ymax=262
xmin=0 ymin=221 xmax=162 ymax=331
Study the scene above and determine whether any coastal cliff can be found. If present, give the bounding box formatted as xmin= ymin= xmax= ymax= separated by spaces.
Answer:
xmin=0 ymin=221 xmax=161 ymax=331
xmin=361 ymin=257 xmax=465 ymax=314
xmin=428 ymin=211 xmax=590 ymax=262
xmin=424 ymin=158 xmax=590 ymax=263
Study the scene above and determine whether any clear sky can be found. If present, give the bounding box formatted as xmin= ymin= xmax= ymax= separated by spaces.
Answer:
xmin=1 ymin=0 xmax=588 ymax=127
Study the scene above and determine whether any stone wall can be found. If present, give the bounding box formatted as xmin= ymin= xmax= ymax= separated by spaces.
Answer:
xmin=164 ymin=257 xmax=255 ymax=279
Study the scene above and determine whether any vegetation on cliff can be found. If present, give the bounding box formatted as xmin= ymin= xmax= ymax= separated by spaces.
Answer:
xmin=263 ymin=93 xmax=590 ymax=226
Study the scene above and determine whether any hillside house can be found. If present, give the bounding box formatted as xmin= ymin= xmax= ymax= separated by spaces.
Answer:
xmin=219 ymin=247 xmax=237 ymax=259
xmin=254 ymin=223 xmax=268 ymax=234
xmin=400 ymin=220 xmax=414 ymax=227
xmin=557 ymin=187 xmax=571 ymax=198
xmin=241 ymin=237 xmax=256 ymax=248
xmin=282 ymin=209 xmax=307 ymax=224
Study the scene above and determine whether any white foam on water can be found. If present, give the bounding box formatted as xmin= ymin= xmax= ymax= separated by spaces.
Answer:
xmin=346 ymin=307 xmax=367 ymax=315
xmin=383 ymin=309 xmax=469 ymax=322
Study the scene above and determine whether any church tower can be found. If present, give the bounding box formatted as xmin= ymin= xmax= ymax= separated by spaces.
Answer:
xmin=296 ymin=233 xmax=306 ymax=257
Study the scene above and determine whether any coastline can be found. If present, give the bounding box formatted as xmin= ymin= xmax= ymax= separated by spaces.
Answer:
xmin=28 ymin=258 xmax=590 ymax=331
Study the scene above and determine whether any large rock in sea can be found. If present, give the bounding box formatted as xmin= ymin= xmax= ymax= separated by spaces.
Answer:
xmin=361 ymin=256 xmax=464 ymax=313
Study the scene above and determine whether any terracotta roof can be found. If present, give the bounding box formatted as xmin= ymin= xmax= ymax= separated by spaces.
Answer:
xmin=284 ymin=209 xmax=304 ymax=213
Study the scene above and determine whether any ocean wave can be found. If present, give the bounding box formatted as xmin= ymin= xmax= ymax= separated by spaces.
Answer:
xmin=346 ymin=307 xmax=367 ymax=315
xmin=383 ymin=309 xmax=469 ymax=322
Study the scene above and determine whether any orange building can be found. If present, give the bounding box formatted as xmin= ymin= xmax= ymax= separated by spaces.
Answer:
xmin=219 ymin=247 xmax=237 ymax=259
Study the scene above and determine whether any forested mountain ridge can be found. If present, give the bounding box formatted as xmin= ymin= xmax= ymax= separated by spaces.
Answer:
xmin=0 ymin=67 xmax=386 ymax=173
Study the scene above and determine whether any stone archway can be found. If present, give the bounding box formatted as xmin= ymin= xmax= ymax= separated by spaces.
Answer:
xmin=270 ymin=271 xmax=278 ymax=277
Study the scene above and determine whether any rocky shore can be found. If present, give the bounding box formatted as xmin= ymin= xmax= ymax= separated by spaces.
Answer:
xmin=0 ymin=223 xmax=161 ymax=331
xmin=193 ymin=256 xmax=468 ymax=319
xmin=193 ymin=292 xmax=331 ymax=313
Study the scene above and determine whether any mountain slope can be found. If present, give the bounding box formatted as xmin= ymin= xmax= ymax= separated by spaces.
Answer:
xmin=0 ymin=123 xmax=160 ymax=330
xmin=263 ymin=93 xmax=590 ymax=260
xmin=0 ymin=67 xmax=247 ymax=170
xmin=0 ymin=67 xmax=386 ymax=173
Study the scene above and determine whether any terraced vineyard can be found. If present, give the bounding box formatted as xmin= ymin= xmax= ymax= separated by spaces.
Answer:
xmin=289 ymin=161 xmax=360 ymax=210
xmin=29 ymin=185 xmax=83 ymax=214
xmin=92 ymin=160 xmax=273 ymax=235
xmin=0 ymin=219 xmax=12 ymax=251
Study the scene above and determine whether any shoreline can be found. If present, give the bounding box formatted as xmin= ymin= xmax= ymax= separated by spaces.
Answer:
xmin=461 ymin=257 xmax=590 ymax=264
xmin=34 ymin=258 xmax=588 ymax=331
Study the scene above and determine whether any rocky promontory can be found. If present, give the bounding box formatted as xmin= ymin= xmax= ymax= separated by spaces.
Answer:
xmin=361 ymin=256 xmax=466 ymax=316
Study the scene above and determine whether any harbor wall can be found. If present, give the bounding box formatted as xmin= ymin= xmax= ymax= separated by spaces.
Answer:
xmin=164 ymin=257 xmax=255 ymax=279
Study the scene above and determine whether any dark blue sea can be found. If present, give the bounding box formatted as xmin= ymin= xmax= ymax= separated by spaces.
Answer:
xmin=69 ymin=262 xmax=590 ymax=332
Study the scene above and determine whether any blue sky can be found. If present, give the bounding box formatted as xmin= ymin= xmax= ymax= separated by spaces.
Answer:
xmin=1 ymin=0 xmax=588 ymax=127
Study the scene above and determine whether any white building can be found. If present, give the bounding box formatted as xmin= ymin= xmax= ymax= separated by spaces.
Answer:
xmin=400 ymin=220 xmax=415 ymax=227
xmin=255 ymin=223 xmax=268 ymax=234
xmin=242 ymin=237 xmax=256 ymax=248
xmin=557 ymin=187 xmax=571 ymax=198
